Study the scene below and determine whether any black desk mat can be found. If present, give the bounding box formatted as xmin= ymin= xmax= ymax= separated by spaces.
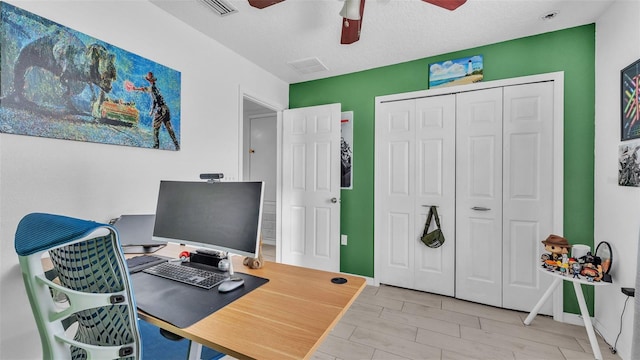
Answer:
xmin=131 ymin=271 xmax=268 ymax=328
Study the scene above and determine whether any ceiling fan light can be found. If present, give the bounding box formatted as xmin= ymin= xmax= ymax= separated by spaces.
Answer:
xmin=340 ymin=0 xmax=361 ymax=21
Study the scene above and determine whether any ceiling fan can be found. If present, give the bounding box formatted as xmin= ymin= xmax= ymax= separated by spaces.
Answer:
xmin=247 ymin=0 xmax=467 ymax=44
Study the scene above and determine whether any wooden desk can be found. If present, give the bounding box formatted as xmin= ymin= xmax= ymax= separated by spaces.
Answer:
xmin=138 ymin=243 xmax=366 ymax=360
xmin=524 ymin=268 xmax=610 ymax=360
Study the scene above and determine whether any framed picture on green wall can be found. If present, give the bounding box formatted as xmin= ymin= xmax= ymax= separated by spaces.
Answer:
xmin=428 ymin=55 xmax=483 ymax=89
xmin=621 ymin=58 xmax=640 ymax=141
xmin=341 ymin=111 xmax=353 ymax=189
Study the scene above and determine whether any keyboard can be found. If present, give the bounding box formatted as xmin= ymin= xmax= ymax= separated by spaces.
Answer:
xmin=126 ymin=255 xmax=168 ymax=273
xmin=143 ymin=262 xmax=228 ymax=290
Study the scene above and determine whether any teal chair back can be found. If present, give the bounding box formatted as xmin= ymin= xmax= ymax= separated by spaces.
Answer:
xmin=15 ymin=213 xmax=141 ymax=359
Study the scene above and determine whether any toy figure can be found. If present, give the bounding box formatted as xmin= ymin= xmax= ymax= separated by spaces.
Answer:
xmin=540 ymin=253 xmax=552 ymax=269
xmin=579 ymin=251 xmax=601 ymax=266
xmin=580 ymin=263 xmax=603 ymax=281
xmin=541 ymin=235 xmax=572 ymax=272
xmin=578 ymin=251 xmax=604 ymax=281
xmin=559 ymin=254 xmax=569 ymax=275
xmin=571 ymin=262 xmax=581 ymax=278
xmin=542 ymin=234 xmax=572 ymax=261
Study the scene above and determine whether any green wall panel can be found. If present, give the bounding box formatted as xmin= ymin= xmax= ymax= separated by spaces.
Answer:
xmin=289 ymin=24 xmax=595 ymax=315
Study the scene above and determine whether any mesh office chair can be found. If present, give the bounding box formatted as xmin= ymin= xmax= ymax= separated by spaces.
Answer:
xmin=15 ymin=213 xmax=141 ymax=359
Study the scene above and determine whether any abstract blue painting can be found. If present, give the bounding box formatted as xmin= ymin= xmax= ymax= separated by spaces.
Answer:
xmin=0 ymin=2 xmax=181 ymax=150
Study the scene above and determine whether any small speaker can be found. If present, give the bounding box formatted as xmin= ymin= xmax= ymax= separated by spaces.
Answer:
xmin=190 ymin=252 xmax=224 ymax=268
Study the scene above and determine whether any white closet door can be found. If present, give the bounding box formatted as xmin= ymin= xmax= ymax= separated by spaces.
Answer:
xmin=455 ymin=88 xmax=504 ymax=307
xmin=502 ymin=82 xmax=554 ymax=314
xmin=413 ymin=95 xmax=456 ymax=296
xmin=376 ymin=100 xmax=417 ymax=289
xmin=376 ymin=96 xmax=456 ymax=295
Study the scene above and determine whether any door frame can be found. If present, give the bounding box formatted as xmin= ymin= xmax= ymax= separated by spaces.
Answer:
xmin=238 ymin=87 xmax=285 ymax=262
xmin=373 ymin=72 xmax=565 ymax=320
xmin=245 ymin=113 xmax=278 ymax=245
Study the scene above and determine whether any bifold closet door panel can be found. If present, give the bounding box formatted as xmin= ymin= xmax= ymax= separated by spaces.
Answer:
xmin=501 ymin=81 xmax=554 ymax=315
xmin=375 ymin=95 xmax=456 ymax=296
xmin=413 ymin=95 xmax=456 ymax=296
xmin=376 ymin=100 xmax=417 ymax=289
xmin=455 ymin=87 xmax=504 ymax=307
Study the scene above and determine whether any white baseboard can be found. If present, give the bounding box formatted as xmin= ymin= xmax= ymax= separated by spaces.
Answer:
xmin=562 ymin=311 xmax=587 ymax=326
xmin=262 ymin=239 xmax=276 ymax=246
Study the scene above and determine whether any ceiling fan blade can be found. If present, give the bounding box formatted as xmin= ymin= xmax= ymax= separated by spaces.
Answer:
xmin=341 ymin=0 xmax=365 ymax=45
xmin=248 ymin=0 xmax=285 ymax=9
xmin=421 ymin=0 xmax=467 ymax=11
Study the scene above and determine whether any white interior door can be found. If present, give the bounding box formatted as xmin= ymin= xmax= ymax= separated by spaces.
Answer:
xmin=281 ymin=104 xmax=341 ymax=272
xmin=502 ymin=82 xmax=554 ymax=314
xmin=455 ymin=87 xmax=504 ymax=307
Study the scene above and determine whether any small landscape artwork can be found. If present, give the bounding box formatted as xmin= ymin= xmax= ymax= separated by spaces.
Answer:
xmin=0 ymin=2 xmax=181 ymax=150
xmin=429 ymin=55 xmax=483 ymax=89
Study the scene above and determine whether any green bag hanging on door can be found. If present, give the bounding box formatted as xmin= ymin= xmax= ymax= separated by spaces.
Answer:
xmin=421 ymin=206 xmax=445 ymax=248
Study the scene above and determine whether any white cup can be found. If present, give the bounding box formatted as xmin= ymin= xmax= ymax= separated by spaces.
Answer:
xmin=572 ymin=244 xmax=590 ymax=260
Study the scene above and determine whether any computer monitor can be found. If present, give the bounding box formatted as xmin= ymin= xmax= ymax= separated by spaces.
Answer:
xmin=152 ymin=180 xmax=264 ymax=258
xmin=113 ymin=214 xmax=167 ymax=254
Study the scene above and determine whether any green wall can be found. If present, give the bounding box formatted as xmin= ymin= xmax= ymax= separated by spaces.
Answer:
xmin=289 ymin=24 xmax=595 ymax=314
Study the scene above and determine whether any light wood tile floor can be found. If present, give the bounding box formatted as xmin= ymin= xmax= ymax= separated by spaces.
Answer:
xmin=313 ymin=284 xmax=620 ymax=360
xmin=248 ymin=246 xmax=620 ymax=360
xmin=261 ymin=243 xmax=276 ymax=262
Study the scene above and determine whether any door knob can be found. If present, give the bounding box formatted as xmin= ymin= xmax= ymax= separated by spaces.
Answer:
xmin=330 ymin=197 xmax=338 ymax=203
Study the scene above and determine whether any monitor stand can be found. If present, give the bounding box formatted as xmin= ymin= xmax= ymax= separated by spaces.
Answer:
xmin=122 ymin=244 xmax=166 ymax=254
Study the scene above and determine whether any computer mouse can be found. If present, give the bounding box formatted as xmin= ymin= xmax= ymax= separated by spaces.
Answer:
xmin=218 ymin=278 xmax=244 ymax=293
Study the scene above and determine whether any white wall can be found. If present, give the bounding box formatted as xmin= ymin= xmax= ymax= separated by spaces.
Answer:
xmin=594 ymin=1 xmax=640 ymax=359
xmin=0 ymin=1 xmax=288 ymax=358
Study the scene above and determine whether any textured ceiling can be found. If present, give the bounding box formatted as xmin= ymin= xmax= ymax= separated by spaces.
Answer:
xmin=150 ymin=0 xmax=615 ymax=84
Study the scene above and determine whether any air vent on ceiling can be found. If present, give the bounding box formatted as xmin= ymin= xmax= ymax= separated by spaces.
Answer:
xmin=200 ymin=0 xmax=238 ymax=16
xmin=287 ymin=57 xmax=329 ymax=75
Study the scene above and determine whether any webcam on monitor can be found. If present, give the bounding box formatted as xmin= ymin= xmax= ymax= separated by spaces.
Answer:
xmin=200 ymin=173 xmax=224 ymax=182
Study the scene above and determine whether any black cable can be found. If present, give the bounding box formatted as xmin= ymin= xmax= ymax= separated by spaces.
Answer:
xmin=610 ymin=295 xmax=631 ymax=354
